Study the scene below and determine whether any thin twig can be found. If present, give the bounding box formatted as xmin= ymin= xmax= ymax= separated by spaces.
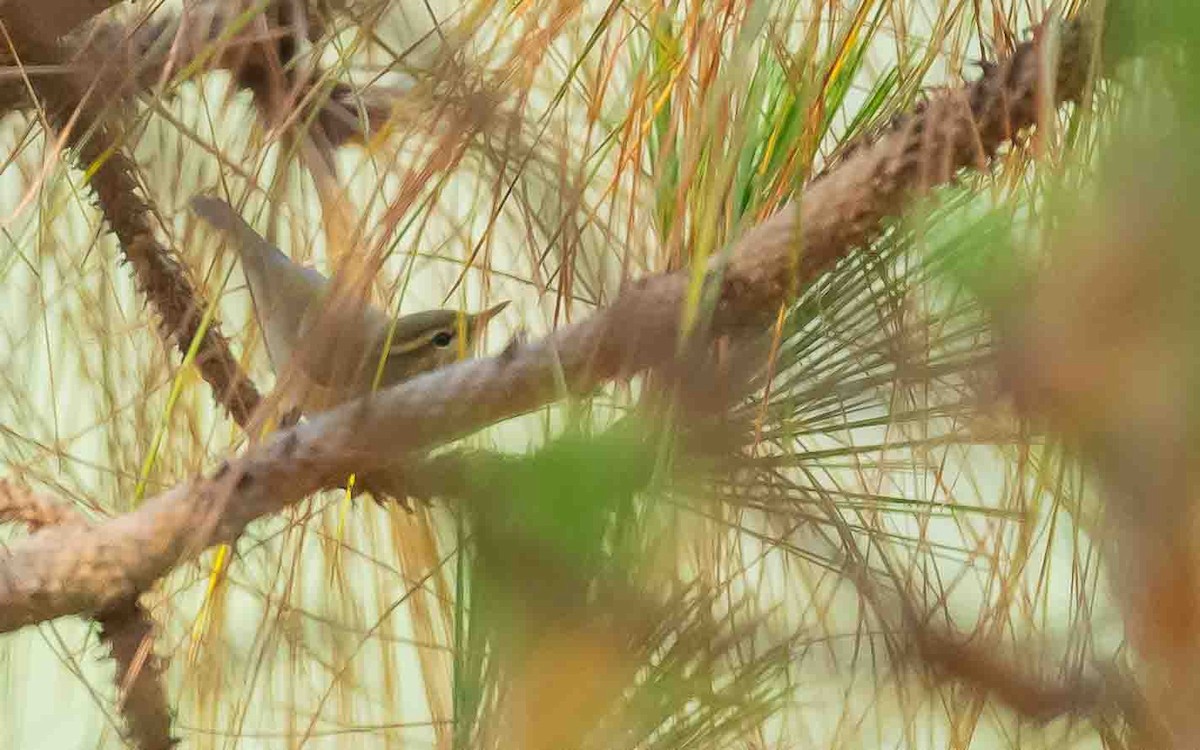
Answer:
xmin=0 ymin=478 xmax=88 ymax=530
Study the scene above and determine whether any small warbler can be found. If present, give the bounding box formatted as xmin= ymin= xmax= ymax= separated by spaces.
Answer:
xmin=190 ymin=196 xmax=508 ymax=413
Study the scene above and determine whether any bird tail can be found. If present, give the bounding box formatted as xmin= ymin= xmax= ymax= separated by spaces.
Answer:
xmin=189 ymin=196 xmax=291 ymax=276
xmin=190 ymin=195 xmax=330 ymax=373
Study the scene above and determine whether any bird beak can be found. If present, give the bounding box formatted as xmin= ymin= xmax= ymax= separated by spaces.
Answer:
xmin=472 ymin=300 xmax=510 ymax=328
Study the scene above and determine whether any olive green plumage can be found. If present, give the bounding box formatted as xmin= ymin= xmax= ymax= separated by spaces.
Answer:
xmin=190 ymin=196 xmax=507 ymax=409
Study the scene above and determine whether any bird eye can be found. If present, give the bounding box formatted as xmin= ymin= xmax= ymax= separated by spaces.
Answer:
xmin=431 ymin=330 xmax=454 ymax=348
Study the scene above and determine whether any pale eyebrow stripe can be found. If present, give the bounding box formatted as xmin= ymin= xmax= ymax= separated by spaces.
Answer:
xmin=387 ymin=328 xmax=454 ymax=356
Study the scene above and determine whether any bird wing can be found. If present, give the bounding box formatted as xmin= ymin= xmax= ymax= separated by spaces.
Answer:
xmin=190 ymin=196 xmax=332 ymax=374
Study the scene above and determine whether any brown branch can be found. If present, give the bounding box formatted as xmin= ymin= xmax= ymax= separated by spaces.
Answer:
xmin=0 ymin=478 xmax=88 ymax=530
xmin=911 ymin=627 xmax=1103 ymax=723
xmin=1 ymin=1 xmax=392 ymax=145
xmin=96 ymin=600 xmax=177 ymax=750
xmin=0 ymin=481 xmax=175 ymax=750
xmin=0 ymin=13 xmax=1106 ymax=635
xmin=14 ymin=36 xmax=265 ymax=427
xmin=0 ymin=0 xmax=118 ymax=49
xmin=907 ymin=625 xmax=1172 ymax=746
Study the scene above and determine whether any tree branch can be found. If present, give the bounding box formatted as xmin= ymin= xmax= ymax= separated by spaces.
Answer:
xmin=97 ymin=600 xmax=176 ymax=750
xmin=0 ymin=12 xmax=1105 ymax=635
xmin=2 ymin=1 xmax=392 ymax=145
xmin=0 ymin=478 xmax=88 ymax=530
xmin=904 ymin=621 xmax=1171 ymax=745
xmin=0 ymin=481 xmax=175 ymax=750
xmin=13 ymin=27 xmax=267 ymax=426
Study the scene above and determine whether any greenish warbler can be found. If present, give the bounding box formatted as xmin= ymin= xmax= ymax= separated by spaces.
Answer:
xmin=190 ymin=196 xmax=508 ymax=411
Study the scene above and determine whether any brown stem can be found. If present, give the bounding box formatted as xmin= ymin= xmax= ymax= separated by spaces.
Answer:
xmin=0 ymin=478 xmax=88 ymax=530
xmin=0 ymin=481 xmax=176 ymax=750
xmin=23 ymin=48 xmax=264 ymax=426
xmin=97 ymin=600 xmax=177 ymax=750
xmin=2 ymin=2 xmax=391 ymax=145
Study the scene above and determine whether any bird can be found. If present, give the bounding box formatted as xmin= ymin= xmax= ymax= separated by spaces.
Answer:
xmin=190 ymin=195 xmax=509 ymax=414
